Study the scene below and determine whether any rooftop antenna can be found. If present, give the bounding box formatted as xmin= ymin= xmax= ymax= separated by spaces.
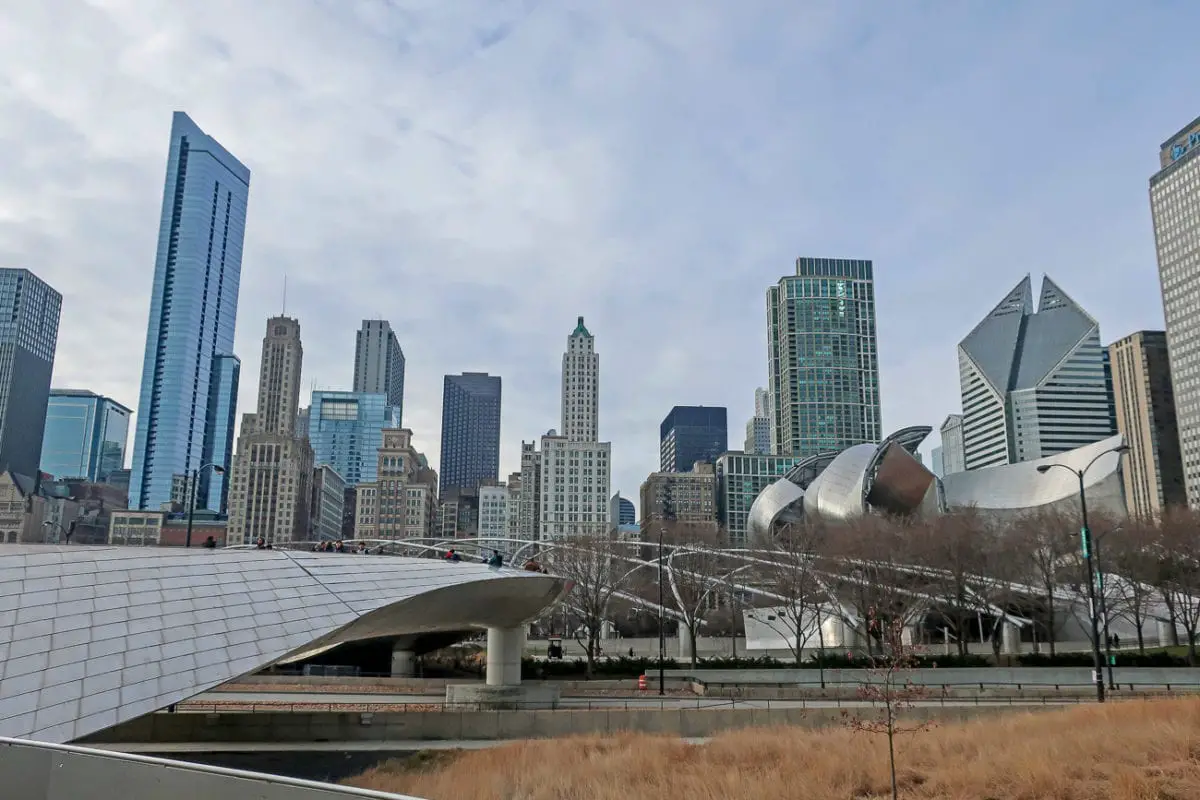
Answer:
xmin=282 ymin=274 xmax=288 ymax=316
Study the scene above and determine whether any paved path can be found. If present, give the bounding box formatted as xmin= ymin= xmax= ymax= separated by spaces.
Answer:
xmin=191 ymin=690 xmax=1079 ymax=710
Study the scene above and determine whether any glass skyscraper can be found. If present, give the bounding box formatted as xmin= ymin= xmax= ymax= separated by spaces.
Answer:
xmin=439 ymin=372 xmax=502 ymax=495
xmin=353 ymin=320 xmax=405 ymax=424
xmin=198 ymin=354 xmax=240 ymax=513
xmin=767 ymin=257 xmax=881 ymax=458
xmin=40 ymin=390 xmax=131 ymax=482
xmin=659 ymin=405 xmax=727 ymax=472
xmin=308 ymin=391 xmax=400 ymax=487
xmin=129 ymin=112 xmax=249 ymax=511
xmin=0 ymin=269 xmax=62 ymax=479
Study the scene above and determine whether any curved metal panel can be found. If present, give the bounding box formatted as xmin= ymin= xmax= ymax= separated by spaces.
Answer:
xmin=782 ymin=452 xmax=840 ymax=489
xmin=0 ymin=547 xmax=569 ymax=744
xmin=0 ymin=736 xmax=422 ymax=799
xmin=805 ymin=443 xmax=877 ymax=520
xmin=867 ymin=444 xmax=937 ymax=515
xmin=745 ymin=478 xmax=806 ymax=542
xmin=882 ymin=425 xmax=933 ymax=456
xmin=940 ymin=433 xmax=1127 ymax=512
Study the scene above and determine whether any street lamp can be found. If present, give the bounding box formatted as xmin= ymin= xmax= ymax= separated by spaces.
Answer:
xmin=1037 ymin=443 xmax=1129 ymax=703
xmin=185 ymin=463 xmax=226 ymax=548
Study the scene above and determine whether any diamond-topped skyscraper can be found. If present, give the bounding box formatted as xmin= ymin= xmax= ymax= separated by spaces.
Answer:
xmin=957 ymin=275 xmax=1115 ymax=470
xmin=128 ymin=112 xmax=249 ymax=512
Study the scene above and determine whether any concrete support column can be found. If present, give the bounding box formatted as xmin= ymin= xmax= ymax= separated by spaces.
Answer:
xmin=486 ymin=625 xmax=525 ymax=686
xmin=391 ymin=647 xmax=416 ymax=677
xmin=1157 ymin=619 xmax=1175 ymax=647
xmin=601 ymin=619 xmax=614 ymax=640
xmin=901 ymin=625 xmax=917 ymax=646
xmin=1002 ymin=621 xmax=1020 ymax=655
xmin=678 ymin=626 xmax=694 ymax=661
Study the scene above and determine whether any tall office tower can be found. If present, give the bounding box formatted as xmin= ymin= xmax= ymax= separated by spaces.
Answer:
xmin=539 ymin=318 xmax=612 ymax=540
xmin=0 ymin=269 xmax=61 ymax=481
xmin=937 ymin=414 xmax=966 ymax=476
xmin=226 ymin=317 xmax=314 ymax=545
xmin=958 ymin=275 xmax=1116 ymax=470
xmin=515 ymin=441 xmax=541 ymax=543
xmin=561 ymin=316 xmax=599 ymax=442
xmin=308 ymin=391 xmax=400 ymax=487
xmin=1109 ymin=331 xmax=1185 ymax=516
xmin=40 ymin=390 xmax=131 ymax=482
xmin=353 ymin=320 xmax=405 ymax=422
xmin=129 ymin=112 xmax=248 ymax=511
xmin=1152 ymin=117 xmax=1200 ymax=506
xmin=660 ymin=406 xmax=727 ymax=472
xmin=198 ymin=354 xmax=239 ymax=513
xmin=767 ymin=258 xmax=881 ymax=457
xmin=439 ymin=372 xmax=502 ymax=494
xmin=744 ymin=387 xmax=771 ymax=454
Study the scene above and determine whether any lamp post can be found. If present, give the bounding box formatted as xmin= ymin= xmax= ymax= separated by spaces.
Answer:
xmin=1037 ymin=443 xmax=1129 ymax=703
xmin=657 ymin=485 xmax=673 ymax=696
xmin=185 ymin=463 xmax=226 ymax=548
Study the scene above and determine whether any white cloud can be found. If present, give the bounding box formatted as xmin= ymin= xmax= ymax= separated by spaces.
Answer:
xmin=0 ymin=0 xmax=1190 ymax=507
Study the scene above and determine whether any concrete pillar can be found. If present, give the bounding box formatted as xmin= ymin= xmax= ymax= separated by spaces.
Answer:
xmin=678 ymin=625 xmax=694 ymax=661
xmin=1157 ymin=619 xmax=1175 ymax=647
xmin=486 ymin=626 xmax=525 ymax=686
xmin=601 ymin=619 xmax=614 ymax=640
xmin=391 ymin=647 xmax=416 ymax=677
xmin=901 ymin=625 xmax=917 ymax=646
xmin=1002 ymin=621 xmax=1020 ymax=655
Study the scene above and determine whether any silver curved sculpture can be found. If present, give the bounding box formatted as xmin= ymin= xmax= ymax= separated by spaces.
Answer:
xmin=746 ymin=430 xmax=1127 ymax=540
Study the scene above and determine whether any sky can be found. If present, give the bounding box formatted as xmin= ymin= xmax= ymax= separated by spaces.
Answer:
xmin=0 ymin=0 xmax=1193 ymax=507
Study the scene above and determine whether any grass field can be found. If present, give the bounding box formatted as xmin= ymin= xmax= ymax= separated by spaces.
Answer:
xmin=344 ymin=699 xmax=1200 ymax=799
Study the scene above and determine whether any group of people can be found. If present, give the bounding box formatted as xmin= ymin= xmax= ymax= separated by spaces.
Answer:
xmin=441 ymin=548 xmax=510 ymax=568
xmin=311 ymin=540 xmax=372 ymax=554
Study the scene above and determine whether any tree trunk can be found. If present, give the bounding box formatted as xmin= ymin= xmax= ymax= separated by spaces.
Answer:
xmin=1045 ymin=590 xmax=1057 ymax=656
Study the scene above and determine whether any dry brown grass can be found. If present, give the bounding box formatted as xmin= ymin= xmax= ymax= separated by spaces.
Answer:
xmin=344 ymin=699 xmax=1200 ymax=799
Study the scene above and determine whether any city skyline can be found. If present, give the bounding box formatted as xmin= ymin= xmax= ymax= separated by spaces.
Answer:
xmin=2 ymin=4 xmax=1191 ymax=504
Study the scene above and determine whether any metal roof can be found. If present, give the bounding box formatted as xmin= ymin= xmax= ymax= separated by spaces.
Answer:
xmin=0 ymin=547 xmax=568 ymax=743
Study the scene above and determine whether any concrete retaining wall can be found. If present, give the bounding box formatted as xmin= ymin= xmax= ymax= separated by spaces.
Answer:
xmin=666 ymin=666 xmax=1200 ymax=688
xmin=83 ymin=705 xmax=1030 ymax=746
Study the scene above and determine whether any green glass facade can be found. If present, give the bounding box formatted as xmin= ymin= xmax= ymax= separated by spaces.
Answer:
xmin=767 ymin=257 xmax=881 ymax=458
xmin=716 ymin=452 xmax=805 ymax=546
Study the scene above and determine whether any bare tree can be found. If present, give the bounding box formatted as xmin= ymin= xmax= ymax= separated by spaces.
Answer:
xmin=845 ymin=612 xmax=933 ymax=800
xmin=1099 ymin=517 xmax=1158 ymax=653
xmin=1151 ymin=508 xmax=1200 ymax=664
xmin=545 ymin=533 xmax=637 ymax=678
xmin=909 ymin=509 xmax=1007 ymax=657
xmin=825 ymin=515 xmax=926 ymax=656
xmin=662 ymin=525 xmax=736 ymax=668
xmin=752 ymin=520 xmax=833 ymax=666
xmin=1009 ymin=507 xmax=1077 ymax=655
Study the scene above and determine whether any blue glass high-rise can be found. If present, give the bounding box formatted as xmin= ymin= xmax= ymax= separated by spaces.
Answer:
xmin=198 ymin=354 xmax=240 ymax=513
xmin=308 ymin=391 xmax=400 ymax=487
xmin=40 ymin=390 xmax=131 ymax=482
xmin=128 ymin=112 xmax=248 ymax=511
xmin=0 ymin=269 xmax=62 ymax=479
xmin=659 ymin=406 xmax=728 ymax=472
xmin=439 ymin=372 xmax=502 ymax=495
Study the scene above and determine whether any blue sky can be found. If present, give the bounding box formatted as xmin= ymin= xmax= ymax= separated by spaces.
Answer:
xmin=0 ymin=0 xmax=1190 ymax=506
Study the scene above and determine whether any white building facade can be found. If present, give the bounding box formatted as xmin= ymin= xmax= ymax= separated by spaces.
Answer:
xmin=1152 ymin=117 xmax=1200 ymax=507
